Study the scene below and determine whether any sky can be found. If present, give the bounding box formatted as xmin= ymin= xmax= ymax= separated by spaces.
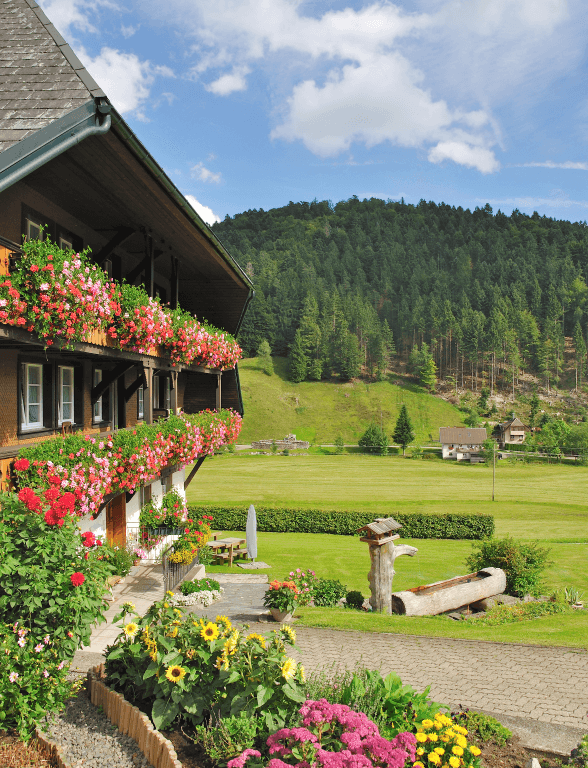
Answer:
xmin=38 ymin=0 xmax=588 ymax=226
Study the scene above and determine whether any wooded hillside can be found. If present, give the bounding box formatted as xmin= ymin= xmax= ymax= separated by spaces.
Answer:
xmin=212 ymin=198 xmax=588 ymax=393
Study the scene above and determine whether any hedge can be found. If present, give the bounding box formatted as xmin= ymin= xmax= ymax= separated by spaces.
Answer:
xmin=188 ymin=505 xmax=494 ymax=540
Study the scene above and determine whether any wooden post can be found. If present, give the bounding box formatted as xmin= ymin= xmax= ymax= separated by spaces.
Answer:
xmin=144 ymin=366 xmax=153 ymax=425
xmin=364 ymin=535 xmax=418 ymax=614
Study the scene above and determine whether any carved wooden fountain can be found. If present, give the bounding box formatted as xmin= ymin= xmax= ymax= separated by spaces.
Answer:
xmin=358 ymin=517 xmax=418 ymax=614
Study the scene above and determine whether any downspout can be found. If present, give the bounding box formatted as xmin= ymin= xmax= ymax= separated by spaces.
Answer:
xmin=0 ymin=103 xmax=111 ymax=194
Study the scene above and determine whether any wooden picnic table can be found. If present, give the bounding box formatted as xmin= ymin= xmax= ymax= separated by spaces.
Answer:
xmin=207 ymin=537 xmax=248 ymax=566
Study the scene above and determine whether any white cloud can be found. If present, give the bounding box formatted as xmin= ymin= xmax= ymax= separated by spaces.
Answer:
xmin=38 ymin=0 xmax=117 ymax=36
xmin=135 ymin=0 xmax=588 ymax=172
xmin=121 ymin=24 xmax=139 ymax=38
xmin=185 ymin=195 xmax=222 ymax=225
xmin=478 ymin=191 xmax=588 ymax=210
xmin=78 ymin=47 xmax=174 ymax=118
xmin=206 ymin=66 xmax=250 ymax=95
xmin=428 ymin=141 xmax=500 ymax=174
xmin=190 ymin=162 xmax=222 ymax=184
xmin=515 ymin=160 xmax=588 ymax=170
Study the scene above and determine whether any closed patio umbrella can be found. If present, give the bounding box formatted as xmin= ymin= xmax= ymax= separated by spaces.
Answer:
xmin=246 ymin=504 xmax=257 ymax=561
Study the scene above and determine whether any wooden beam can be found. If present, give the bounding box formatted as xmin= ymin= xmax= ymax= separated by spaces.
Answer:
xmin=91 ymin=361 xmax=135 ymax=402
xmin=124 ymin=246 xmax=164 ymax=288
xmin=184 ymin=456 xmax=206 ymax=489
xmin=123 ymin=366 xmax=147 ymax=403
xmin=170 ymin=256 xmax=179 ymax=309
xmin=93 ymin=226 xmax=134 ymax=265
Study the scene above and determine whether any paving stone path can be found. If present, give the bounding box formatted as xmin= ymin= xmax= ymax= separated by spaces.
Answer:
xmin=76 ymin=566 xmax=588 ymax=753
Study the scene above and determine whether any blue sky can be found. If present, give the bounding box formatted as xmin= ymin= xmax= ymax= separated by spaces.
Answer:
xmin=39 ymin=0 xmax=588 ymax=225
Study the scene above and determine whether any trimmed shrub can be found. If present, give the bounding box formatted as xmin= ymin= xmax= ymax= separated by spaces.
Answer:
xmin=189 ymin=505 xmax=494 ymax=539
xmin=345 ymin=590 xmax=365 ymax=609
xmin=312 ymin=579 xmax=347 ymax=607
xmin=465 ymin=537 xmax=551 ymax=597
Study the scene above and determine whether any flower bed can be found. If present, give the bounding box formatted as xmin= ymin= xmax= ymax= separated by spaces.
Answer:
xmin=169 ymin=588 xmax=223 ymax=607
xmin=0 ymin=237 xmax=241 ymax=369
xmin=13 ymin=409 xmax=241 ymax=517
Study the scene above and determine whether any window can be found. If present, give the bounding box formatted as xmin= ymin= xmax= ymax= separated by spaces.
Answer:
xmin=137 ymin=386 xmax=144 ymax=419
xmin=58 ymin=366 xmax=74 ymax=425
xmin=93 ymin=369 xmax=103 ymax=423
xmin=59 ymin=236 xmax=73 ymax=251
xmin=21 ymin=364 xmax=43 ymax=430
xmin=26 ymin=219 xmax=43 ymax=242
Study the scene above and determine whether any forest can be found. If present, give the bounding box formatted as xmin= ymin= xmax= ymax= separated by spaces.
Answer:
xmin=212 ymin=197 xmax=588 ymax=393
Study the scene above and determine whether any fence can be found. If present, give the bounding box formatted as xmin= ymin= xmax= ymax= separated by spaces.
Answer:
xmin=161 ymin=543 xmax=199 ymax=594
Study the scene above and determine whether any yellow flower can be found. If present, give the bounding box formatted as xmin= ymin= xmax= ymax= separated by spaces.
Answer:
xmin=174 ymin=608 xmax=183 ymax=616
xmin=165 ymin=665 xmax=186 ymax=683
xmin=452 ymin=746 xmax=464 ymax=757
xmin=166 ymin=590 xmax=174 ymax=597
xmin=298 ymin=664 xmax=305 ymax=682
xmin=215 ymin=615 xmax=232 ymax=634
xmin=434 ymin=722 xmax=443 ymax=730
xmin=422 ymin=719 xmax=435 ymax=729
xmin=200 ymin=622 xmax=220 ymax=642
xmin=428 ymin=753 xmax=441 ymax=765
xmin=224 ymin=631 xmax=239 ymax=655
xmin=455 ymin=736 xmax=467 ymax=749
xmin=281 ymin=658 xmax=297 ymax=680
xmin=454 ymin=726 xmax=468 ymax=736
xmin=449 ymin=758 xmax=460 ymax=768
xmin=469 ymin=746 xmax=481 ymax=757
xmin=281 ymin=625 xmax=296 ymax=643
xmin=122 ymin=601 xmax=136 ymax=612
xmin=434 ymin=748 xmax=445 ymax=755
xmin=149 ymin=648 xmax=158 ymax=661
xmin=215 ymin=652 xmax=229 ymax=671
xmin=246 ymin=633 xmax=266 ymax=648
xmin=163 ymin=603 xmax=169 ymax=609
xmin=123 ymin=622 xmax=139 ymax=638
xmin=440 ymin=735 xmax=450 ymax=743
xmin=413 ymin=763 xmax=425 ymax=768
xmin=166 ymin=627 xmax=179 ymax=638
xmin=429 ymin=734 xmax=438 ymax=743
xmin=416 ymin=733 xmax=428 ymax=743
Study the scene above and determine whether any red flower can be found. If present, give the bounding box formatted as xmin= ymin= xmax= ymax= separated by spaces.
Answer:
xmin=18 ymin=487 xmax=42 ymax=513
xmin=44 ymin=487 xmax=60 ymax=502
xmin=44 ymin=509 xmax=59 ymax=526
xmin=47 ymin=475 xmax=61 ymax=486
xmin=14 ymin=458 xmax=30 ymax=471
xmin=70 ymin=572 xmax=85 ymax=587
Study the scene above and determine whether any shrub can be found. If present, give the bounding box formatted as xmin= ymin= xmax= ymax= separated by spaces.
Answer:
xmin=190 ymin=505 xmax=495 ymax=539
xmin=105 ymin=600 xmax=305 ymax=731
xmin=359 ymin=423 xmax=388 ymax=455
xmin=191 ymin=713 xmax=259 ymax=765
xmin=228 ymin=699 xmax=417 ymax=768
xmin=452 ymin=710 xmax=511 ymax=747
xmin=101 ymin=542 xmax=134 ymax=577
xmin=312 ymin=578 xmax=347 ymax=607
xmin=0 ymin=622 xmax=80 ymax=739
xmin=180 ymin=577 xmax=220 ymax=595
xmin=345 ymin=590 xmax=365 ymax=609
xmin=0 ymin=490 xmax=111 ymax=660
xmin=465 ymin=537 xmax=551 ymax=597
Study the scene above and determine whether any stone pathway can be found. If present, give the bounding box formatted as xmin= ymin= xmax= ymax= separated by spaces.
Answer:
xmin=75 ymin=566 xmax=588 ymax=756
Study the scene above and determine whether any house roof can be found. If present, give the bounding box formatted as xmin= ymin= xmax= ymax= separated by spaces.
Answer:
xmin=439 ymin=427 xmax=487 ymax=444
xmin=498 ymin=417 xmax=529 ymax=431
xmin=357 ymin=517 xmax=402 ymax=536
xmin=0 ymin=0 xmax=102 ymax=153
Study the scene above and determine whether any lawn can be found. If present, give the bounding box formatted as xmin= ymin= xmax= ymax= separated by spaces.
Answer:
xmin=188 ymin=453 xmax=588 ymax=541
xmin=189 ymin=453 xmax=588 ymax=647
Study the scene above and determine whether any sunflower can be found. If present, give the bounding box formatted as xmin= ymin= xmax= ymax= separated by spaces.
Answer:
xmin=215 ymin=652 xmax=229 ymax=671
xmin=166 ymin=626 xmax=179 ymax=638
xmin=165 ymin=665 xmax=187 ymax=683
xmin=281 ymin=657 xmax=297 ymax=680
xmin=149 ymin=648 xmax=158 ymax=661
xmin=122 ymin=601 xmax=136 ymax=612
xmin=298 ymin=664 xmax=305 ymax=682
xmin=200 ymin=622 xmax=220 ymax=642
xmin=123 ymin=622 xmax=139 ymax=638
xmin=215 ymin=615 xmax=232 ymax=634
xmin=246 ymin=633 xmax=266 ymax=648
xmin=281 ymin=625 xmax=296 ymax=643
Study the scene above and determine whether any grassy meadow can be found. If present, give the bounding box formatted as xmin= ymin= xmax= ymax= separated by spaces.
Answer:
xmin=238 ymin=357 xmax=465 ymax=444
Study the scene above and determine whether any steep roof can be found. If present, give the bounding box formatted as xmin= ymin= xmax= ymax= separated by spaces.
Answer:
xmin=498 ymin=417 xmax=528 ymax=430
xmin=0 ymin=0 xmax=104 ymax=153
xmin=439 ymin=427 xmax=487 ymax=444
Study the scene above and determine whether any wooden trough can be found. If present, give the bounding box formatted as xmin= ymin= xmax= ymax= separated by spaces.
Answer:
xmin=391 ymin=567 xmax=506 ymax=616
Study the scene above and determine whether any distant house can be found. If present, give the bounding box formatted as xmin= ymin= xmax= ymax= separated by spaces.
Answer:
xmin=496 ymin=417 xmax=529 ymax=448
xmin=439 ymin=427 xmax=487 ymax=461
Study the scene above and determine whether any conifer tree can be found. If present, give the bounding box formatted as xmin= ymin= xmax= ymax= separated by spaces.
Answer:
xmin=573 ymin=321 xmax=586 ymax=391
xmin=392 ymin=405 xmax=415 ymax=455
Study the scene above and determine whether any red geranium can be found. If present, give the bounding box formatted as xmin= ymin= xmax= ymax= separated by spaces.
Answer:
xmin=13 ymin=458 xmax=30 ymax=471
xmin=70 ymin=572 xmax=85 ymax=587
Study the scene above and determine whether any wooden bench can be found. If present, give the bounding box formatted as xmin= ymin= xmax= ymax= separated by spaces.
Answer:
xmin=207 ymin=538 xmax=248 ymax=567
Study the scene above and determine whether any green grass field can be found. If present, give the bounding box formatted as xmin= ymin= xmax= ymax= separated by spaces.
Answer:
xmin=187 ymin=452 xmax=588 ymax=647
xmin=238 ymin=357 xmax=466 ymax=444
xmin=187 ymin=454 xmax=588 ymax=541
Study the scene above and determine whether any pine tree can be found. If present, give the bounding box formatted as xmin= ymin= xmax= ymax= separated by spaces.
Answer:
xmin=392 ymin=404 xmax=415 ymax=455
xmin=289 ymin=329 xmax=308 ymax=382
xmin=359 ymin=423 xmax=388 ymax=455
xmin=573 ymin=321 xmax=586 ymax=391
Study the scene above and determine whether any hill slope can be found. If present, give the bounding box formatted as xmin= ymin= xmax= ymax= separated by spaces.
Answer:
xmin=237 ymin=357 xmax=465 ymax=444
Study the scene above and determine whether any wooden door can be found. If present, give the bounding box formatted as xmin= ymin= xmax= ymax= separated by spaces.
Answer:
xmin=105 ymin=494 xmax=126 ymax=548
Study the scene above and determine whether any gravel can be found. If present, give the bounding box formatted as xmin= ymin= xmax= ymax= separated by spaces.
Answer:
xmin=41 ymin=674 xmax=155 ymax=768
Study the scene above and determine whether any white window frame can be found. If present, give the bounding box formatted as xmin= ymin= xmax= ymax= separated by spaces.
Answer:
xmin=26 ymin=220 xmax=43 ymax=242
xmin=137 ymin=386 xmax=144 ymax=420
xmin=21 ymin=363 xmax=43 ymax=430
xmin=93 ymin=369 xmax=103 ymax=423
xmin=59 ymin=236 xmax=73 ymax=251
xmin=58 ymin=366 xmax=75 ymax=425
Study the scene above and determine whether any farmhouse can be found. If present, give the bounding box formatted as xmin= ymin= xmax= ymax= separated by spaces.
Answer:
xmin=0 ymin=0 xmax=253 ymax=546
xmin=439 ymin=427 xmax=487 ymax=461
xmin=496 ymin=416 xmax=529 ymax=448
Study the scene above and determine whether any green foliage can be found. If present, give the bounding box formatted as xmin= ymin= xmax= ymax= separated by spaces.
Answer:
xmin=101 ymin=542 xmax=134 ymax=577
xmin=289 ymin=329 xmax=308 ymax=382
xmin=453 ymin=711 xmax=511 ymax=747
xmin=464 ymin=409 xmax=481 ymax=427
xmin=469 ymin=600 xmax=568 ymax=626
xmin=358 ymin=423 xmax=388 ymax=455
xmin=139 ymin=488 xmax=187 ymax=530
xmin=263 ymin=580 xmax=300 ymax=612
xmin=257 ymin=339 xmax=275 ymax=376
xmin=105 ymin=601 xmax=305 ymax=732
xmin=312 ymin=578 xmax=347 ymax=607
xmin=570 ymin=732 xmax=588 ymax=768
xmin=392 ymin=405 xmax=415 ymax=454
xmin=0 ymin=622 xmax=80 ymax=740
xmin=190 ymin=713 xmax=259 ymax=764
xmin=345 ymin=590 xmax=365 ymax=609
xmin=283 ymin=568 xmax=318 ymax=606
xmin=408 ymin=345 xmax=437 ymax=390
xmin=191 ymin=504 xmax=495 ymax=539
xmin=334 ymin=435 xmax=345 ymax=454
xmin=0 ymin=491 xmax=110 ymax=660
xmin=465 ymin=537 xmax=551 ymax=597
xmin=179 ymin=577 xmax=221 ymax=596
